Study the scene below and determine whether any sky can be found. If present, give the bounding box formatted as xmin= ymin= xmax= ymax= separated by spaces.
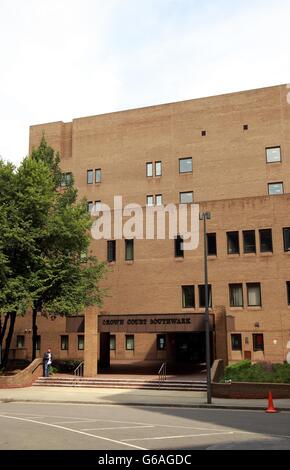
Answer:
xmin=0 ymin=0 xmax=290 ymax=165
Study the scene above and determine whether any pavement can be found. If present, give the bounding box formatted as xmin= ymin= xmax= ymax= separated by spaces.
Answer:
xmin=1 ymin=401 xmax=290 ymax=450
xmin=0 ymin=385 xmax=289 ymax=411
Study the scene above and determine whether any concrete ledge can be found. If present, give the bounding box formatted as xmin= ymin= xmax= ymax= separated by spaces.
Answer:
xmin=0 ymin=359 xmax=43 ymax=388
xmin=212 ymin=381 xmax=290 ymax=399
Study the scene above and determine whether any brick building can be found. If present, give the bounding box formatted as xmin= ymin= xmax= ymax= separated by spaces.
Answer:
xmin=8 ymin=84 xmax=290 ymax=376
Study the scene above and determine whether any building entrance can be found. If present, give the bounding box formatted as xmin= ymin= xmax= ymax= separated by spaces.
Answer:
xmin=174 ymin=332 xmax=211 ymax=364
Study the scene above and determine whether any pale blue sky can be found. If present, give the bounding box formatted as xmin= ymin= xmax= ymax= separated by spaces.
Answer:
xmin=0 ymin=0 xmax=289 ymax=164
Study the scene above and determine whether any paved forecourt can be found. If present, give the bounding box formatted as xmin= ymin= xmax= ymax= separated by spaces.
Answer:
xmin=0 ymin=402 xmax=290 ymax=450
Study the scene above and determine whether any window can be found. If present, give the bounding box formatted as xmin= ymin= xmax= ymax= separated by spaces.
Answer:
xmin=61 ymin=335 xmax=69 ymax=351
xmin=199 ymin=285 xmax=212 ymax=308
xmin=36 ymin=336 xmax=41 ymax=351
xmin=156 ymin=195 xmax=163 ymax=206
xmin=231 ymin=334 xmax=242 ymax=351
xmin=78 ymin=335 xmax=84 ymax=351
xmin=207 ymin=233 xmax=217 ymax=256
xmin=227 ymin=232 xmax=240 ymax=255
xmin=95 ymin=201 xmax=102 ymax=212
xmin=243 ymin=124 xmax=249 ymax=131
xmin=182 ymin=286 xmax=195 ymax=308
xmin=268 ymin=182 xmax=284 ymax=195
xmin=283 ymin=228 xmax=290 ymax=252
xmin=259 ymin=229 xmax=273 ymax=253
xmin=110 ymin=335 xmax=116 ymax=351
xmin=253 ymin=334 xmax=264 ymax=352
xmin=17 ymin=336 xmax=25 ymax=349
xmin=287 ymin=282 xmax=290 ymax=306
xmin=155 ymin=161 xmax=162 ymax=177
xmin=87 ymin=170 xmax=94 ymax=184
xmin=107 ymin=241 xmax=116 ymax=263
xmin=146 ymin=162 xmax=153 ymax=177
xmin=87 ymin=201 xmax=94 ymax=213
xmin=175 ymin=236 xmax=184 ymax=258
xmin=266 ymin=147 xmax=281 ymax=163
xmin=147 ymin=195 xmax=154 ymax=207
xmin=179 ymin=158 xmax=193 ymax=174
xmin=125 ymin=239 xmax=134 ymax=261
xmin=201 ymin=130 xmax=207 ymax=137
xmin=229 ymin=284 xmax=244 ymax=308
xmin=243 ymin=230 xmax=256 ymax=254
xmin=95 ymin=169 xmax=102 ymax=183
xmin=157 ymin=335 xmax=167 ymax=351
xmin=180 ymin=192 xmax=193 ymax=204
xmin=126 ymin=335 xmax=134 ymax=351
xmin=247 ymin=283 xmax=262 ymax=307
xmin=61 ymin=172 xmax=72 ymax=187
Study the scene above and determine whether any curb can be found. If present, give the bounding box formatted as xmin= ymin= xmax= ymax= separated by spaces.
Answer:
xmin=1 ymin=398 xmax=290 ymax=412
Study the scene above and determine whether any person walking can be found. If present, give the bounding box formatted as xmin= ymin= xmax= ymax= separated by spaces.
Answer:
xmin=43 ymin=348 xmax=52 ymax=377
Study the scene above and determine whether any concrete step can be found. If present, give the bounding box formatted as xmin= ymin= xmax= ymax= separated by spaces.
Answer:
xmin=33 ymin=376 xmax=207 ymax=391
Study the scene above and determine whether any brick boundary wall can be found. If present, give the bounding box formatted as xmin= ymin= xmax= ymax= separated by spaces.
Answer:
xmin=0 ymin=359 xmax=43 ymax=389
xmin=211 ymin=360 xmax=290 ymax=399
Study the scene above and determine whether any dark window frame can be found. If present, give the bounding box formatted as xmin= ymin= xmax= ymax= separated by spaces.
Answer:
xmin=268 ymin=182 xmax=284 ymax=195
xmin=243 ymin=230 xmax=256 ymax=254
xmin=175 ymin=236 xmax=184 ymax=258
xmin=253 ymin=334 xmax=264 ymax=352
xmin=36 ymin=335 xmax=41 ymax=351
xmin=229 ymin=284 xmax=244 ymax=308
xmin=125 ymin=239 xmax=134 ymax=261
xmin=146 ymin=162 xmax=153 ymax=178
xmin=107 ymin=240 xmax=116 ymax=263
xmin=287 ymin=282 xmax=290 ymax=306
xmin=157 ymin=335 xmax=167 ymax=351
xmin=155 ymin=161 xmax=162 ymax=177
xmin=61 ymin=335 xmax=69 ymax=351
xmin=179 ymin=157 xmax=193 ymax=174
xmin=147 ymin=195 xmax=154 ymax=207
xmin=227 ymin=231 xmax=240 ymax=255
xmin=259 ymin=229 xmax=273 ymax=253
xmin=283 ymin=228 xmax=290 ymax=252
xmin=95 ymin=169 xmax=102 ymax=183
xmin=78 ymin=335 xmax=85 ymax=351
xmin=110 ymin=335 xmax=116 ymax=351
xmin=182 ymin=286 xmax=195 ymax=309
xmin=125 ymin=335 xmax=135 ymax=351
xmin=207 ymin=233 xmax=217 ymax=256
xmin=266 ymin=146 xmax=282 ymax=164
xmin=87 ymin=169 xmax=94 ymax=185
xmin=179 ymin=192 xmax=194 ymax=204
xmin=247 ymin=283 xmax=262 ymax=307
xmin=198 ymin=285 xmax=212 ymax=308
xmin=16 ymin=335 xmax=25 ymax=349
xmin=231 ymin=334 xmax=242 ymax=352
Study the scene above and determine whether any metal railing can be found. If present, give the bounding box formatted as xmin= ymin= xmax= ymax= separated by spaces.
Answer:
xmin=74 ymin=361 xmax=84 ymax=386
xmin=158 ymin=362 xmax=167 ymax=389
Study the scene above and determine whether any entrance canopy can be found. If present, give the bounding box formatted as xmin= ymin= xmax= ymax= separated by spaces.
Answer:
xmin=99 ymin=313 xmax=214 ymax=334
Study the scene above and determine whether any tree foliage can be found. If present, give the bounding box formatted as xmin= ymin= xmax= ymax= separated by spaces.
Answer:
xmin=0 ymin=137 xmax=107 ymax=366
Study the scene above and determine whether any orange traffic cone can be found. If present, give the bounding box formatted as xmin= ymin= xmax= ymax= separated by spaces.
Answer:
xmin=266 ymin=391 xmax=278 ymax=414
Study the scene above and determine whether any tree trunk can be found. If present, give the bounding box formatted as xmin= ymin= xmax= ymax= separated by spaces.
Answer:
xmin=0 ymin=313 xmax=10 ymax=367
xmin=32 ymin=307 xmax=38 ymax=361
xmin=2 ymin=312 xmax=16 ymax=369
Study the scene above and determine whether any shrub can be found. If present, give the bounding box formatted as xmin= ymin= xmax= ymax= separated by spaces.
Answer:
xmin=52 ymin=360 xmax=82 ymax=374
xmin=222 ymin=361 xmax=290 ymax=384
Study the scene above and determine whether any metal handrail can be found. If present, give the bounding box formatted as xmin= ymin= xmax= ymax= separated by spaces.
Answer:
xmin=74 ymin=361 xmax=84 ymax=385
xmin=158 ymin=362 xmax=167 ymax=389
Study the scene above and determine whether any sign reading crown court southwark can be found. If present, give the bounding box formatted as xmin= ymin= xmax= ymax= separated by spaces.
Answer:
xmin=99 ymin=313 xmax=214 ymax=333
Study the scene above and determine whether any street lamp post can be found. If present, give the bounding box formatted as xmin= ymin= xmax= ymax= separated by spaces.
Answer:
xmin=200 ymin=211 xmax=212 ymax=405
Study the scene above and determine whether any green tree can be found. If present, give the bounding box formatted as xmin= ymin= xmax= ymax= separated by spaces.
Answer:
xmin=0 ymin=138 xmax=107 ymax=366
xmin=0 ymin=160 xmax=32 ymax=368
